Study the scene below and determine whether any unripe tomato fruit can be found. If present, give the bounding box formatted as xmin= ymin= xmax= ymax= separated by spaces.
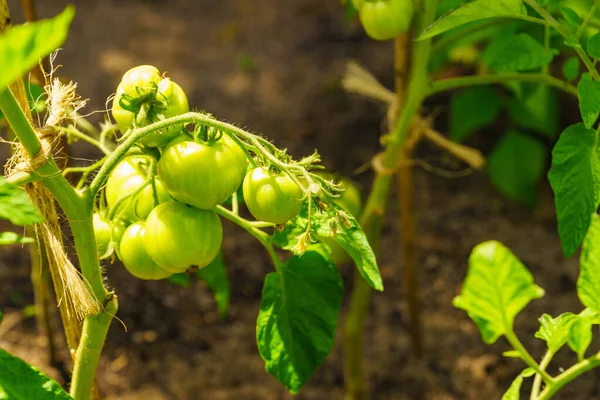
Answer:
xmin=118 ymin=65 xmax=162 ymax=100
xmin=158 ymin=135 xmax=247 ymax=210
xmin=243 ymin=167 xmax=304 ymax=224
xmin=112 ymin=76 xmax=189 ymax=147
xmin=352 ymin=0 xmax=364 ymax=10
xmin=105 ymin=156 xmax=171 ymax=221
xmin=93 ymin=213 xmax=112 ymax=257
xmin=318 ymin=174 xmax=363 ymax=265
xmin=119 ymin=223 xmax=172 ymax=280
xmin=144 ymin=201 xmax=223 ymax=273
xmin=359 ymin=0 xmax=413 ymax=41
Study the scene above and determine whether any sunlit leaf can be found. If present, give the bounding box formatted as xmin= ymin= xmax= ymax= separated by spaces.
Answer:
xmin=453 ymin=241 xmax=544 ymax=344
xmin=0 ymin=232 xmax=34 ymax=246
xmin=578 ymin=214 xmax=600 ymax=311
xmin=0 ymin=177 xmax=43 ymax=226
xmin=257 ymin=251 xmax=343 ymax=393
xmin=534 ymin=313 xmax=578 ymax=353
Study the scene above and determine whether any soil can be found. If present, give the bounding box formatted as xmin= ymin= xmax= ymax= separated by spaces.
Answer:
xmin=1 ymin=0 xmax=598 ymax=399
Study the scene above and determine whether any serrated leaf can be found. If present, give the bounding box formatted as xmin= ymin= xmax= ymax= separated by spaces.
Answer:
xmin=453 ymin=241 xmax=544 ymax=344
xmin=568 ymin=316 xmax=593 ymax=361
xmin=578 ymin=214 xmax=600 ymax=311
xmin=485 ymin=33 xmax=556 ymax=71
xmin=534 ymin=313 xmax=578 ymax=352
xmin=449 ymin=86 xmax=502 ymax=143
xmin=588 ymin=31 xmax=600 ymax=58
xmin=0 ymin=6 xmax=74 ymax=92
xmin=561 ymin=6 xmax=583 ymax=27
xmin=257 ymin=251 xmax=343 ymax=394
xmin=0 ymin=232 xmax=34 ymax=245
xmin=0 ymin=177 xmax=43 ymax=226
xmin=548 ymin=123 xmax=600 ymax=257
xmin=563 ymin=57 xmax=580 ymax=82
xmin=502 ymin=375 xmax=523 ymax=400
xmin=272 ymin=203 xmax=383 ymax=291
xmin=0 ymin=347 xmax=72 ymax=399
xmin=418 ymin=0 xmax=523 ymax=40
xmin=578 ymin=73 xmax=600 ymax=128
xmin=196 ymin=251 xmax=230 ymax=319
xmin=487 ymin=131 xmax=546 ymax=207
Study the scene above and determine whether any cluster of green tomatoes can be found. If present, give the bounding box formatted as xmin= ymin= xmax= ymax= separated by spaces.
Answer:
xmin=92 ymin=65 xmax=363 ymax=281
xmin=352 ymin=0 xmax=414 ymax=41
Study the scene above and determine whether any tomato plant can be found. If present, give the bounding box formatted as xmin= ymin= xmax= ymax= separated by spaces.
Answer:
xmin=358 ymin=0 xmax=413 ymax=41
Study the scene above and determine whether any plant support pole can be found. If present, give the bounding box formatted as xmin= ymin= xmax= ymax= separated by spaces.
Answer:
xmin=343 ymin=1 xmax=438 ymax=398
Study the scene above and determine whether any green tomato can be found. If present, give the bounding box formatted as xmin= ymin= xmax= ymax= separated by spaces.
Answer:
xmin=112 ymin=77 xmax=189 ymax=147
xmin=359 ymin=0 xmax=413 ymax=41
xmin=119 ymin=223 xmax=172 ymax=280
xmin=93 ymin=213 xmax=112 ymax=257
xmin=118 ymin=65 xmax=162 ymax=100
xmin=242 ymin=167 xmax=304 ymax=224
xmin=144 ymin=201 xmax=223 ymax=273
xmin=158 ymin=135 xmax=247 ymax=210
xmin=105 ymin=156 xmax=170 ymax=221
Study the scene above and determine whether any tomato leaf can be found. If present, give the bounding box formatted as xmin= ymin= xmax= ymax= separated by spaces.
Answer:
xmin=0 ymin=347 xmax=72 ymax=399
xmin=561 ymin=6 xmax=583 ymax=28
xmin=167 ymin=273 xmax=191 ymax=288
xmin=0 ymin=232 xmax=34 ymax=246
xmin=453 ymin=241 xmax=544 ymax=344
xmin=256 ymin=251 xmax=343 ymax=394
xmin=272 ymin=203 xmax=383 ymax=291
xmin=578 ymin=73 xmax=600 ymax=129
xmin=501 ymin=374 xmax=523 ymax=400
xmin=535 ymin=313 xmax=578 ymax=353
xmin=508 ymin=84 xmax=559 ymax=139
xmin=548 ymin=123 xmax=600 ymax=257
xmin=587 ymin=31 xmax=600 ymax=59
xmin=484 ymin=33 xmax=556 ymax=71
xmin=568 ymin=314 xmax=594 ymax=361
xmin=196 ymin=251 xmax=230 ymax=320
xmin=449 ymin=86 xmax=502 ymax=143
xmin=487 ymin=131 xmax=546 ymax=207
xmin=0 ymin=177 xmax=43 ymax=226
xmin=0 ymin=6 xmax=74 ymax=92
xmin=578 ymin=214 xmax=600 ymax=311
xmin=563 ymin=57 xmax=580 ymax=82
xmin=418 ymin=0 xmax=523 ymax=40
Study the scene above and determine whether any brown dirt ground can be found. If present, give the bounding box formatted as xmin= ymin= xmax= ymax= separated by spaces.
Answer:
xmin=1 ymin=0 xmax=599 ymax=399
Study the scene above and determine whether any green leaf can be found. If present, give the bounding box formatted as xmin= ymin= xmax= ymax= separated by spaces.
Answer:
xmin=272 ymin=203 xmax=383 ymax=291
xmin=418 ymin=0 xmax=523 ymax=40
xmin=563 ymin=56 xmax=580 ymax=82
xmin=561 ymin=6 xmax=583 ymax=27
xmin=587 ymin=31 xmax=600 ymax=59
xmin=578 ymin=214 xmax=600 ymax=311
xmin=167 ymin=273 xmax=191 ymax=288
xmin=0 ymin=347 xmax=72 ymax=399
xmin=256 ymin=251 xmax=343 ymax=394
xmin=487 ymin=131 xmax=546 ymax=207
xmin=485 ymin=33 xmax=556 ymax=71
xmin=568 ymin=316 xmax=593 ymax=361
xmin=578 ymin=73 xmax=600 ymax=129
xmin=502 ymin=375 xmax=523 ymax=400
xmin=0 ymin=6 xmax=75 ymax=92
xmin=449 ymin=86 xmax=502 ymax=143
xmin=534 ymin=313 xmax=578 ymax=352
xmin=0 ymin=232 xmax=34 ymax=246
xmin=196 ymin=251 xmax=230 ymax=319
xmin=548 ymin=123 xmax=600 ymax=257
xmin=508 ymin=84 xmax=559 ymax=138
xmin=502 ymin=350 xmax=522 ymax=358
xmin=0 ymin=310 xmax=3 ymax=326
xmin=453 ymin=241 xmax=544 ymax=344
xmin=0 ymin=177 xmax=43 ymax=226
xmin=564 ymin=37 xmax=582 ymax=48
